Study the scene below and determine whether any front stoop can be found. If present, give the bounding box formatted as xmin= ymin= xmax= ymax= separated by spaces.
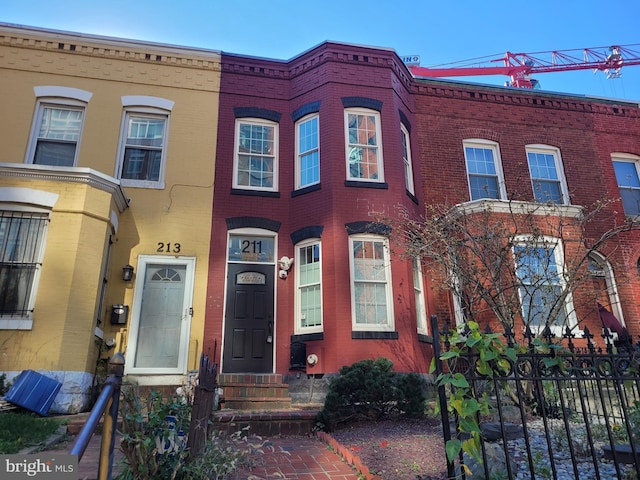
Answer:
xmin=212 ymin=409 xmax=318 ymax=436
xmin=217 ymin=373 xmax=292 ymax=410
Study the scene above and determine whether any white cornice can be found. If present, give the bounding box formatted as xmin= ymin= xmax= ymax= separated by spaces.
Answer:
xmin=452 ymin=199 xmax=583 ymax=218
xmin=0 ymin=163 xmax=129 ymax=212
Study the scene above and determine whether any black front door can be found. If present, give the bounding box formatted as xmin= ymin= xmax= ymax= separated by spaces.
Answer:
xmin=222 ymin=263 xmax=274 ymax=373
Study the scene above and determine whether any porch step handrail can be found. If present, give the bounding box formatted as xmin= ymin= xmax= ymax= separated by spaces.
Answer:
xmin=69 ymin=352 xmax=125 ymax=480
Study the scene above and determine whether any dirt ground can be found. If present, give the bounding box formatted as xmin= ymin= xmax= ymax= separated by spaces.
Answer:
xmin=330 ymin=416 xmax=449 ymax=480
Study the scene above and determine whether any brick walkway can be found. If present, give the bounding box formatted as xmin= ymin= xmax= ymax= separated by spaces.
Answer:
xmin=229 ymin=435 xmax=361 ymax=480
xmin=39 ymin=432 xmax=125 ymax=480
xmin=41 ymin=432 xmax=361 ymax=480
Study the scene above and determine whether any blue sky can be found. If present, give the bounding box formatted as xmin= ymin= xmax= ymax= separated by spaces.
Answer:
xmin=3 ymin=0 xmax=640 ymax=101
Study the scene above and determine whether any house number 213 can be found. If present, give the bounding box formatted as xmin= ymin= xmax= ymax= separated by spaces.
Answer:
xmin=157 ymin=242 xmax=181 ymax=253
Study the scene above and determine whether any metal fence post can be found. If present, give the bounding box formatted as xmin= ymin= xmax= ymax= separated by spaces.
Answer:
xmin=430 ymin=315 xmax=456 ymax=479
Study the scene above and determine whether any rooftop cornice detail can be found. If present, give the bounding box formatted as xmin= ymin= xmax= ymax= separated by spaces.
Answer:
xmin=0 ymin=23 xmax=221 ymax=72
xmin=221 ymin=41 xmax=412 ymax=87
xmin=412 ymin=78 xmax=640 ymax=116
xmin=0 ymin=163 xmax=129 ymax=212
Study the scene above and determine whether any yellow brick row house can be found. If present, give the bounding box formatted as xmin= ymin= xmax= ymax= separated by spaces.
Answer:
xmin=0 ymin=24 xmax=220 ymax=412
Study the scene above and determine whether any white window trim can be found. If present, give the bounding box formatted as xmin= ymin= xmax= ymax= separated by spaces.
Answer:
xmin=525 ymin=144 xmax=569 ymax=205
xmin=26 ymin=91 xmax=90 ymax=167
xmin=589 ymin=251 xmax=625 ymax=329
xmin=612 ymin=152 xmax=640 ymax=216
xmin=295 ymin=114 xmax=320 ymax=190
xmin=344 ymin=108 xmax=385 ymax=183
xmin=0 ymin=189 xmax=56 ymax=330
xmin=122 ymin=95 xmax=174 ymax=111
xmin=348 ymin=234 xmax=394 ymax=331
xmin=451 ymin=273 xmax=467 ymax=327
xmin=116 ymin=101 xmax=171 ymax=189
xmin=413 ymin=258 xmax=428 ymax=335
xmin=294 ymin=239 xmax=323 ymax=334
xmin=233 ymin=118 xmax=279 ymax=192
xmin=401 ymin=124 xmax=415 ymax=195
xmin=34 ymin=86 xmax=93 ymax=103
xmin=463 ymin=139 xmax=507 ymax=201
xmin=513 ymin=235 xmax=578 ymax=336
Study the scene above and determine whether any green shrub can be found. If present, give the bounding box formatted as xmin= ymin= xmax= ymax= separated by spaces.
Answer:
xmin=116 ymin=385 xmax=191 ymax=480
xmin=115 ymin=384 xmax=260 ymax=480
xmin=316 ymin=357 xmax=426 ymax=431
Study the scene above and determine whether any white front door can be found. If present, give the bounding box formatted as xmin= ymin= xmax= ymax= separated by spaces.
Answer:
xmin=125 ymin=256 xmax=195 ymax=375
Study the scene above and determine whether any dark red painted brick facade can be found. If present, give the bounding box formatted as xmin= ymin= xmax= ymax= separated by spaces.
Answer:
xmin=205 ymin=41 xmax=640 ymax=376
xmin=205 ymin=43 xmax=431 ymax=376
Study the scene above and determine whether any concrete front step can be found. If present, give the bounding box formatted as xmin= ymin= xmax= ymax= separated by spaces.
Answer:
xmin=212 ymin=409 xmax=319 ymax=436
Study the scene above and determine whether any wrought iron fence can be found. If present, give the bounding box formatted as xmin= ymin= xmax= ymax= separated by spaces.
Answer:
xmin=431 ymin=315 xmax=640 ymax=480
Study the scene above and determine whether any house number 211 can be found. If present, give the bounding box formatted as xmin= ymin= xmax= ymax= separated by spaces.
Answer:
xmin=157 ymin=242 xmax=181 ymax=253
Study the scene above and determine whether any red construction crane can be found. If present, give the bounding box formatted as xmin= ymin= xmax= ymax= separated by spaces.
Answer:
xmin=408 ymin=44 xmax=640 ymax=89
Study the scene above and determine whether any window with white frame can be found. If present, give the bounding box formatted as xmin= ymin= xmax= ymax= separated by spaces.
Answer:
xmin=27 ymin=87 xmax=91 ymax=167
xmin=589 ymin=252 xmax=625 ymax=332
xmin=117 ymin=96 xmax=173 ymax=188
xmin=463 ymin=140 xmax=505 ymax=201
xmin=349 ymin=235 xmax=394 ymax=330
xmin=0 ymin=211 xmax=49 ymax=323
xmin=295 ymin=114 xmax=319 ymax=189
xmin=119 ymin=113 xmax=168 ymax=187
xmin=526 ymin=145 xmax=568 ymax=204
xmin=234 ymin=119 xmax=278 ymax=191
xmin=345 ymin=108 xmax=384 ymax=182
xmin=413 ymin=258 xmax=428 ymax=335
xmin=31 ymin=105 xmax=84 ymax=166
xmin=612 ymin=154 xmax=640 ymax=216
xmin=401 ymin=124 xmax=415 ymax=195
xmin=295 ymin=240 xmax=322 ymax=332
xmin=513 ymin=237 xmax=575 ymax=333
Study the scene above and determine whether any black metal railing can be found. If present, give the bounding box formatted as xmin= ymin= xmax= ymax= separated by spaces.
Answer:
xmin=70 ymin=352 xmax=124 ymax=480
xmin=431 ymin=315 xmax=640 ymax=479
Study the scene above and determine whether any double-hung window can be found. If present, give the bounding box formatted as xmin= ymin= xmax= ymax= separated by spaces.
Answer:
xmin=295 ymin=115 xmax=319 ymax=189
xmin=345 ymin=109 xmax=384 ymax=182
xmin=118 ymin=96 xmax=173 ymax=188
xmin=463 ymin=140 xmax=506 ymax=200
xmin=401 ymin=124 xmax=415 ymax=195
xmin=526 ymin=145 xmax=568 ymax=204
xmin=612 ymin=154 xmax=640 ymax=216
xmin=513 ymin=237 xmax=575 ymax=333
xmin=27 ymin=87 xmax=92 ymax=167
xmin=349 ymin=235 xmax=394 ymax=330
xmin=413 ymin=258 xmax=428 ymax=335
xmin=295 ymin=240 xmax=322 ymax=333
xmin=32 ymin=106 xmax=84 ymax=166
xmin=120 ymin=114 xmax=166 ymax=184
xmin=0 ymin=211 xmax=49 ymax=325
xmin=234 ymin=119 xmax=278 ymax=191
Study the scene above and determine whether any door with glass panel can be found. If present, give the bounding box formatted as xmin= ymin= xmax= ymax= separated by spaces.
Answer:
xmin=223 ymin=233 xmax=275 ymax=373
xmin=125 ymin=256 xmax=194 ymax=374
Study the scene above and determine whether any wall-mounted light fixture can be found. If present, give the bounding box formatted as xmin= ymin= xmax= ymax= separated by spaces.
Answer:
xmin=122 ymin=264 xmax=134 ymax=281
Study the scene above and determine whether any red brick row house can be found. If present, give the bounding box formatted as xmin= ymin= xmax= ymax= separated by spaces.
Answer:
xmin=206 ymin=43 xmax=432 ymax=406
xmin=205 ymin=41 xmax=640 ymax=407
